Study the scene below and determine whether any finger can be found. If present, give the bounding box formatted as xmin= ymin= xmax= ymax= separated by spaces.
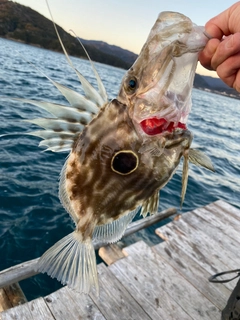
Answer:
xmin=235 ymin=71 xmax=240 ymax=93
xmin=198 ymin=38 xmax=220 ymax=70
xmin=205 ymin=20 xmax=225 ymax=39
xmin=216 ymin=54 xmax=240 ymax=91
xmin=211 ymin=33 xmax=240 ymax=70
xmin=204 ymin=2 xmax=240 ymax=38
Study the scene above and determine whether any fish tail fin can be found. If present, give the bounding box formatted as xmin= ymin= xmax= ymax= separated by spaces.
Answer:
xmin=36 ymin=232 xmax=99 ymax=295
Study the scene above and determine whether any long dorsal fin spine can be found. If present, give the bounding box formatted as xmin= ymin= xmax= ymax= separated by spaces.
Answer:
xmin=45 ymin=0 xmax=108 ymax=106
xmin=71 ymin=31 xmax=108 ymax=102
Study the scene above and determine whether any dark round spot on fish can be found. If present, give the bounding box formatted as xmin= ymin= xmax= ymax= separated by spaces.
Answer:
xmin=111 ymin=150 xmax=138 ymax=175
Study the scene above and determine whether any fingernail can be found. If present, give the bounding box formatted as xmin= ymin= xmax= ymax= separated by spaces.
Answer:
xmin=225 ymin=35 xmax=234 ymax=48
xmin=203 ymin=30 xmax=213 ymax=40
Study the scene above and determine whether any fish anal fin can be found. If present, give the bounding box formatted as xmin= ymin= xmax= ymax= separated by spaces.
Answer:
xmin=141 ymin=191 xmax=160 ymax=218
xmin=93 ymin=207 xmax=139 ymax=243
xmin=36 ymin=232 xmax=99 ymax=295
xmin=189 ymin=148 xmax=215 ymax=172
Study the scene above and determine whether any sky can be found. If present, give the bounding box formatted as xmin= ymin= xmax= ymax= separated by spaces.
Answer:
xmin=15 ymin=0 xmax=237 ymax=77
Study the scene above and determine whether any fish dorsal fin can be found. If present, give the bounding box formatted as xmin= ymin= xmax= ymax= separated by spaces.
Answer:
xmin=72 ymin=31 xmax=108 ymax=103
xmin=92 ymin=207 xmax=139 ymax=243
xmin=141 ymin=191 xmax=160 ymax=218
xmin=46 ymin=0 xmax=108 ymax=106
xmin=189 ymin=148 xmax=215 ymax=172
xmin=9 ymin=97 xmax=92 ymax=152
xmin=51 ymin=81 xmax=100 ymax=114
xmin=1 ymin=1 xmax=110 ymax=152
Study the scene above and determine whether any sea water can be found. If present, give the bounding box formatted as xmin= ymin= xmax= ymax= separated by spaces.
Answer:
xmin=0 ymin=38 xmax=239 ymax=300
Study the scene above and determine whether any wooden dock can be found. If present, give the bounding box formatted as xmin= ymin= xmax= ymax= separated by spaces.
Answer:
xmin=1 ymin=199 xmax=240 ymax=319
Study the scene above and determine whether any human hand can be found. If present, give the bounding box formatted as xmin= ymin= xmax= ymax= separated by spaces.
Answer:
xmin=199 ymin=2 xmax=240 ymax=92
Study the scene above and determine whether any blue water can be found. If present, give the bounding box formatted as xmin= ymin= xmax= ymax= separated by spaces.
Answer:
xmin=0 ymin=38 xmax=240 ymax=300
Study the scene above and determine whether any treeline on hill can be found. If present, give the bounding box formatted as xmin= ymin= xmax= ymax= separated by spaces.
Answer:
xmin=0 ymin=0 xmax=136 ymax=69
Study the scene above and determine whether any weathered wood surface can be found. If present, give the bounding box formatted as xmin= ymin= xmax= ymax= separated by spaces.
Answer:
xmin=0 ymin=200 xmax=239 ymax=319
xmin=156 ymin=201 xmax=240 ymax=288
xmin=0 ymin=284 xmax=27 ymax=312
xmin=98 ymin=243 xmax=126 ymax=265
xmin=0 ymin=207 xmax=176 ymax=289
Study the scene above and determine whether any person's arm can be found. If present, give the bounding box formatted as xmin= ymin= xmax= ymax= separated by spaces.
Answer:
xmin=199 ymin=2 xmax=240 ymax=92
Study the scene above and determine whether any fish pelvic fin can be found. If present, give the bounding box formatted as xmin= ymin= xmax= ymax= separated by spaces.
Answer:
xmin=189 ymin=148 xmax=215 ymax=172
xmin=180 ymin=148 xmax=215 ymax=208
xmin=141 ymin=191 xmax=160 ymax=218
xmin=181 ymin=151 xmax=189 ymax=209
xmin=36 ymin=232 xmax=99 ymax=295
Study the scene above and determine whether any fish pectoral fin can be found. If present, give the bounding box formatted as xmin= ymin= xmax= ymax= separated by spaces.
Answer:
xmin=36 ymin=232 xmax=99 ymax=295
xmin=93 ymin=207 xmax=139 ymax=243
xmin=189 ymin=148 xmax=215 ymax=172
xmin=141 ymin=191 xmax=160 ymax=218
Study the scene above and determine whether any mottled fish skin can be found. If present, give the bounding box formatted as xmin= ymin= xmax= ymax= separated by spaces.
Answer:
xmin=63 ymin=99 xmax=193 ymax=237
xmin=6 ymin=10 xmax=212 ymax=295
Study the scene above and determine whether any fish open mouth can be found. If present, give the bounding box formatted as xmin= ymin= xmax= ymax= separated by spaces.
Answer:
xmin=140 ymin=117 xmax=187 ymax=136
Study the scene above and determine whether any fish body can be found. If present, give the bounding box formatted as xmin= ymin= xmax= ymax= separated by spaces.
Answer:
xmin=62 ymin=99 xmax=193 ymax=230
xmin=10 ymin=11 xmax=213 ymax=294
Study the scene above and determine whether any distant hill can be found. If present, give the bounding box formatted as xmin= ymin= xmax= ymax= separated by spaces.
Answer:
xmin=80 ymin=39 xmax=137 ymax=66
xmin=0 ymin=0 xmax=239 ymax=99
xmin=0 ymin=0 xmax=135 ymax=69
xmin=194 ymin=74 xmax=240 ymax=99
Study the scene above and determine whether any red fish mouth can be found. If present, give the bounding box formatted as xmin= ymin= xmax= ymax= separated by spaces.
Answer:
xmin=140 ymin=117 xmax=187 ymax=135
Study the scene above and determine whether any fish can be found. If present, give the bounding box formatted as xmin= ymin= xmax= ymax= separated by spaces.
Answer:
xmin=5 ymin=11 xmax=214 ymax=294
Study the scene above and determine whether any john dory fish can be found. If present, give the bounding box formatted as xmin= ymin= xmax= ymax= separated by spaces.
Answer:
xmin=14 ymin=11 xmax=213 ymax=294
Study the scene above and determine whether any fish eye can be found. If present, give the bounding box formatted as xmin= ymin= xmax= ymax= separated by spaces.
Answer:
xmin=111 ymin=150 xmax=139 ymax=175
xmin=129 ymin=79 xmax=136 ymax=89
xmin=125 ymin=77 xmax=138 ymax=94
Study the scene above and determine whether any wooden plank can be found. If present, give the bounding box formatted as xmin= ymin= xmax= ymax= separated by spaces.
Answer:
xmin=90 ymin=263 xmax=150 ymax=320
xmin=0 ymin=258 xmax=39 ymax=289
xmin=110 ymin=250 xmax=193 ymax=319
xmin=204 ymin=202 xmax=240 ymax=232
xmin=155 ymin=217 xmax=237 ymax=291
xmin=0 ymin=289 xmax=12 ymax=312
xmin=65 ymin=287 xmax=105 ymax=320
xmin=121 ymin=241 xmax=220 ymax=319
xmin=0 ymin=207 xmax=176 ymax=289
xmin=193 ymin=207 xmax=240 ymax=245
xmin=182 ymin=208 xmax=240 ymax=260
xmin=211 ymin=200 xmax=240 ymax=221
xmin=0 ymin=297 xmax=54 ymax=320
xmin=153 ymin=240 xmax=231 ymax=310
xmin=25 ymin=298 xmax=53 ymax=320
xmin=0 ymin=283 xmax=27 ymax=312
xmin=0 ymin=301 xmax=34 ymax=320
xmin=45 ymin=286 xmax=104 ymax=320
xmin=156 ymin=212 xmax=239 ymax=270
xmin=3 ymin=284 xmax=27 ymax=308
xmin=99 ymin=244 xmax=125 ymax=265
